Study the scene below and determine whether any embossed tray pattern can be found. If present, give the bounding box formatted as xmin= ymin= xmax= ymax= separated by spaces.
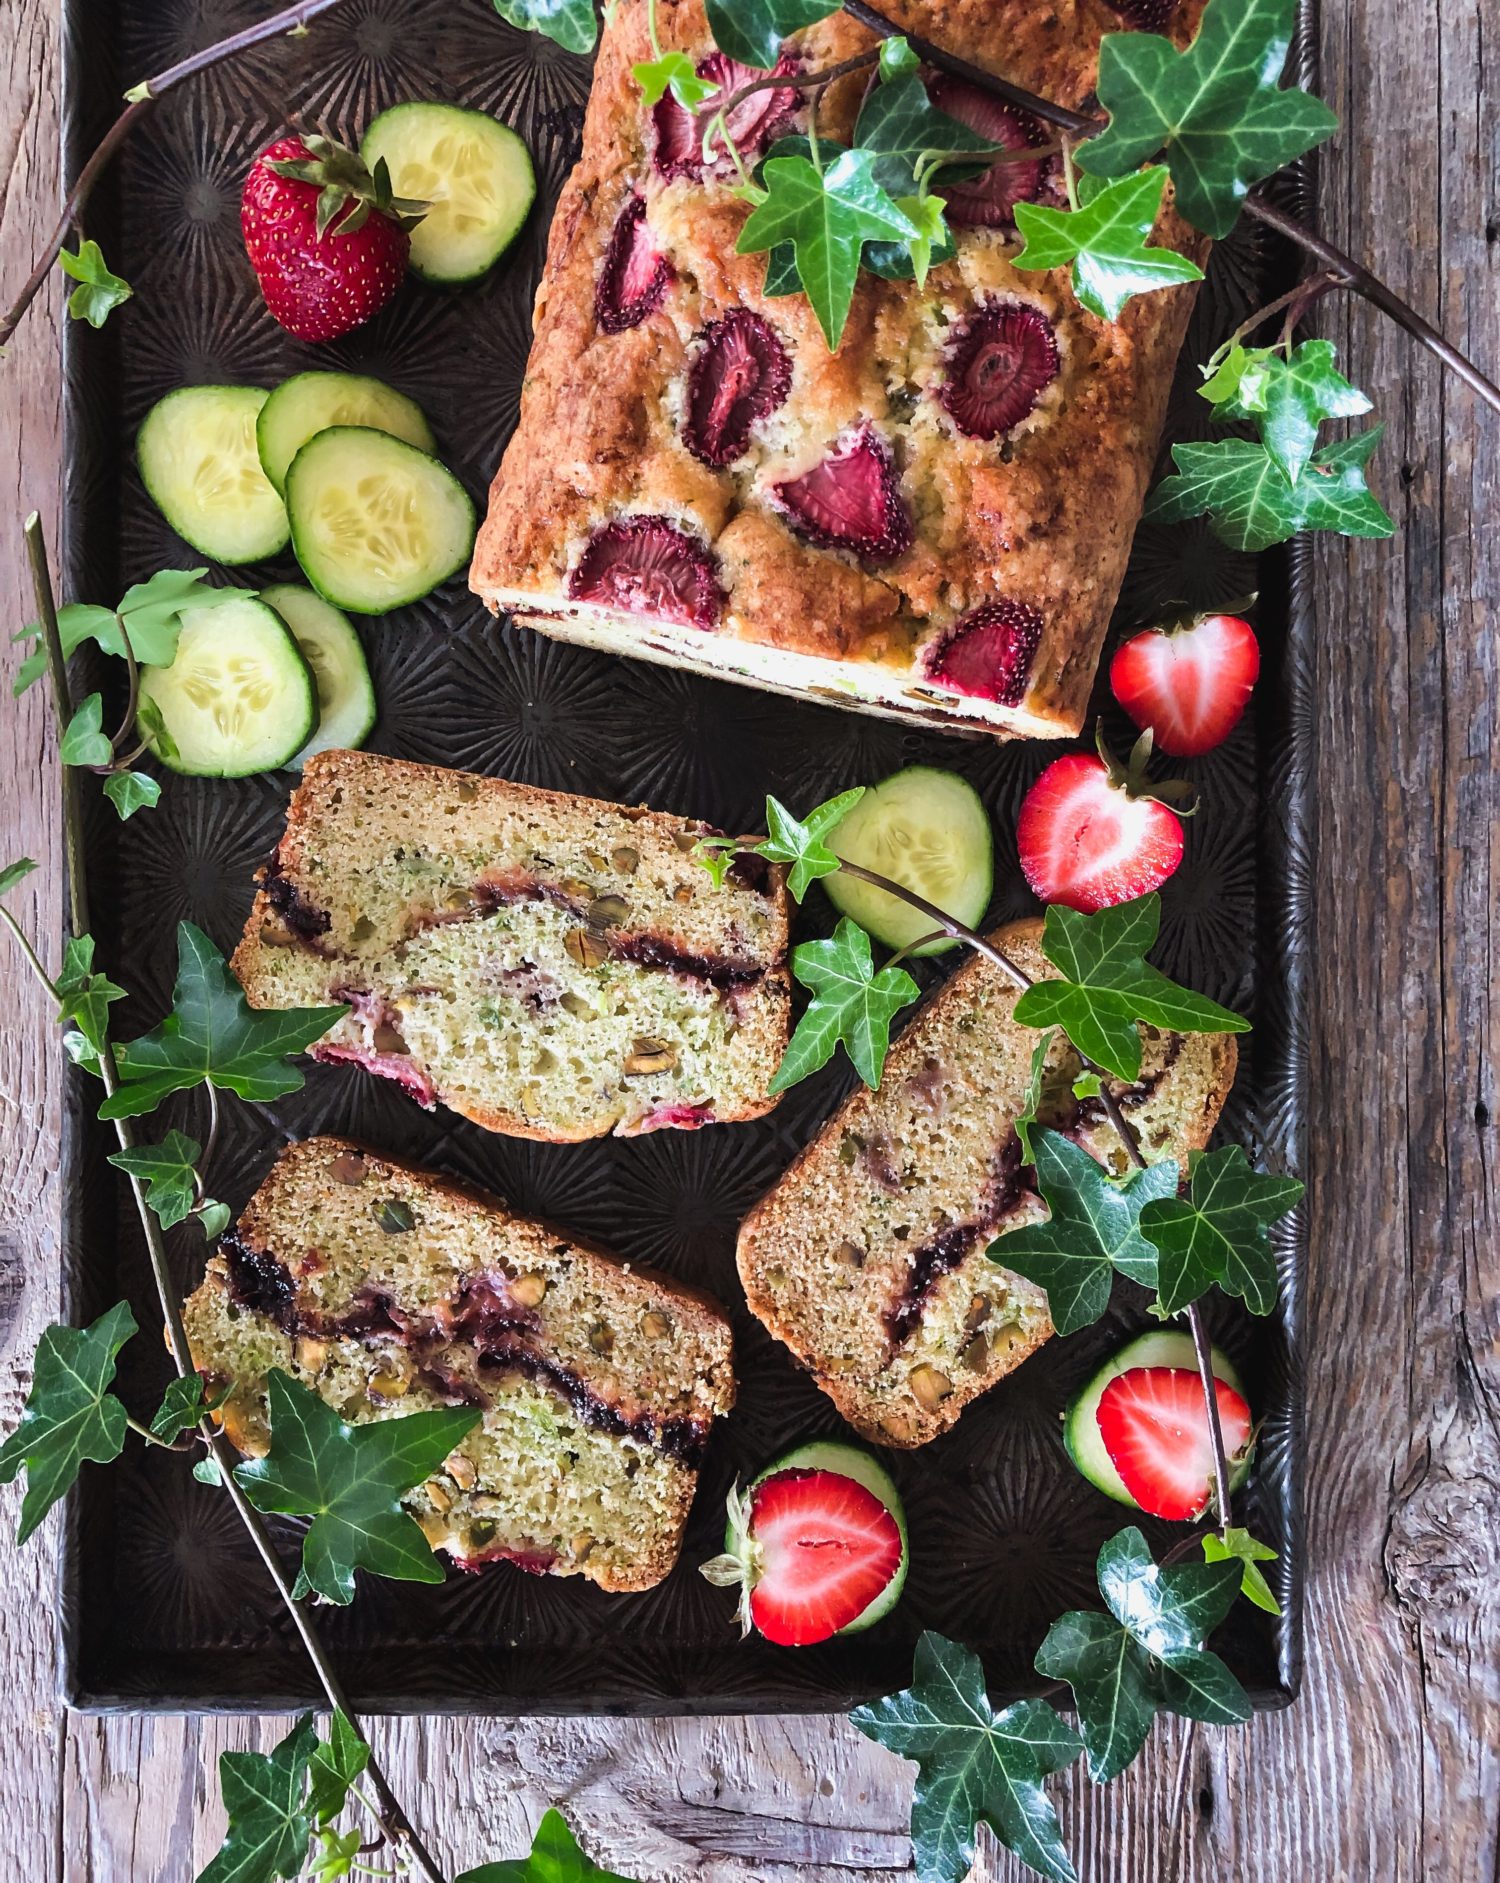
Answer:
xmin=57 ymin=0 xmax=1312 ymax=1714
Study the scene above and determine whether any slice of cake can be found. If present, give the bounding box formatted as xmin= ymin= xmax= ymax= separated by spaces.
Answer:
xmin=232 ymin=749 xmax=791 ymax=1140
xmin=183 ymin=1137 xmax=737 ymax=1590
xmin=469 ymin=0 xmax=1209 ymax=739
xmin=736 ymin=918 xmax=1236 ymax=1447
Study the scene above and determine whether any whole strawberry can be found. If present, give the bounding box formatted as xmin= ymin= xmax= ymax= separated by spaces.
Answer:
xmin=241 ymin=134 xmax=425 ymax=343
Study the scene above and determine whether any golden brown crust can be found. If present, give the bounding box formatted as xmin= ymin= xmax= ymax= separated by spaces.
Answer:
xmin=471 ymin=0 xmax=1211 ymax=740
xmin=737 ymin=917 xmax=1238 ymax=1447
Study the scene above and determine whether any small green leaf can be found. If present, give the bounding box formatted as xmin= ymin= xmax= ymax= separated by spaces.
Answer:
xmin=308 ymin=1827 xmax=363 ymax=1883
xmin=992 ymin=1129 xmax=1180 ymax=1333
xmin=193 ymin=1454 xmax=224 ymax=1486
xmin=108 ymin=1128 xmax=202 ymax=1230
xmin=98 ymin=922 xmax=346 ymax=1119
xmin=54 ymin=933 xmax=127 ymax=1059
xmin=58 ymin=239 xmax=132 ymax=329
xmin=878 ymin=35 xmax=920 ymax=80
xmin=198 ymin=1712 xmax=317 ymax=1883
xmin=1012 ymin=167 xmax=1204 ymax=322
xmin=1140 ymin=1142 xmax=1303 ymax=1315
xmin=1149 ymin=426 xmax=1395 ymax=553
xmin=489 ymin=0 xmax=598 ymax=55
xmin=197 ymin=1199 xmax=232 ymax=1240
xmin=737 ymin=149 xmax=919 ymax=348
xmin=234 ymin=1371 xmax=480 ymax=1605
xmin=0 ymin=858 xmax=37 ymax=896
xmin=1203 ymin=1526 xmax=1281 ymax=1615
xmin=756 ymin=788 xmax=865 ymax=901
xmin=1015 ymin=1028 xmax=1055 ymax=1167
xmin=1202 ymin=337 xmax=1374 ymax=485
xmin=307 ymin=1710 xmax=369 ymax=1827
xmin=1076 ymin=0 xmax=1340 ymax=237
xmin=894 ymin=193 xmax=949 ymax=288
xmin=455 ymin=1805 xmax=640 ymax=1882
xmin=851 ymin=1632 xmax=1081 ymax=1883
xmin=60 ymin=693 xmax=114 ymax=768
xmin=691 ymin=834 xmax=740 ymax=889
xmin=633 ymin=50 xmax=718 ymax=111
xmin=102 ymin=770 xmax=161 ymax=820
xmin=0 ymin=1301 xmax=137 ymax=1543
xmin=149 ymin=1370 xmax=226 ymax=1444
xmin=703 ymin=0 xmax=838 ymax=69
xmin=771 ymin=917 xmax=919 ymax=1093
xmin=1072 ymin=1071 xmax=1102 ymax=1100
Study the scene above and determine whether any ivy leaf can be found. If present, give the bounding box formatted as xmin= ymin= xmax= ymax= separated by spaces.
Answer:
xmin=13 ymin=569 xmax=247 ymax=695
xmin=233 ymin=1370 xmax=480 ymax=1605
xmin=1200 ymin=337 xmax=1373 ymax=484
xmin=1015 ymin=1029 xmax=1054 ymax=1167
xmin=991 ymin=1129 xmax=1180 ymax=1334
xmin=197 ymin=1712 xmax=317 ymax=1883
xmin=1012 ymin=896 xmax=1249 ymax=1082
xmin=194 ymin=1455 xmax=224 ymax=1487
xmin=1076 ymin=0 xmax=1340 ymax=238
xmin=489 ymin=0 xmax=598 ymax=55
xmin=756 ymin=789 xmax=864 ymax=901
xmin=851 ymin=1632 xmax=1082 ymax=1883
xmin=198 ymin=1199 xmax=232 ymax=1239
xmin=771 ymin=917 xmax=919 ymax=1093
xmin=58 ymin=239 xmax=132 ymax=329
xmin=1147 ymin=427 xmax=1395 ymax=551
xmin=853 ymin=70 xmax=997 ymax=197
xmin=102 ymin=770 xmax=161 ymax=820
xmin=308 ymin=1828 xmax=363 ymax=1882
xmin=893 ymin=193 xmax=949 ymax=288
xmin=1139 ymin=1142 xmax=1303 ymax=1315
xmin=60 ymin=692 xmax=114 ymax=768
xmin=1203 ymin=1526 xmax=1281 ymax=1616
xmin=1035 ymin=1527 xmax=1249 ymax=1781
xmin=149 ymin=1369 xmax=227 ymax=1444
xmin=307 ymin=1710 xmax=369 ymax=1826
xmin=878 ymin=35 xmax=920 ymax=81
xmin=1013 ymin=168 xmax=1204 ymax=321
xmin=737 ymin=150 xmax=919 ymax=348
xmin=0 ymin=1301 xmax=137 ymax=1544
xmin=633 ymin=50 xmax=719 ymax=111
xmin=53 ymin=932 xmax=126 ymax=1058
xmin=704 ymin=0 xmax=838 ymax=69
xmin=455 ymin=1806 xmax=640 ymax=1882
xmin=0 ymin=857 xmax=37 ymax=896
xmin=108 ymin=1128 xmax=202 ymax=1231
xmin=98 ymin=922 xmax=346 ymax=1120
xmin=1072 ymin=1071 xmax=1102 ymax=1100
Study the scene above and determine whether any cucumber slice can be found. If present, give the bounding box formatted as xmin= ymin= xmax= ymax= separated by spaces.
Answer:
xmin=260 ymin=584 xmax=376 ymax=768
xmin=1063 ymin=1330 xmax=1253 ymax=1509
xmin=285 ymin=427 xmax=477 ymax=614
xmin=138 ymin=386 xmax=290 ymax=564
xmin=745 ymin=1439 xmax=908 ymax=1633
xmin=361 ymin=104 xmax=536 ymax=284
xmin=138 ymin=597 xmax=316 ymax=776
xmin=825 ymin=765 xmax=994 ymax=958
xmin=256 ymin=372 xmax=437 ymax=495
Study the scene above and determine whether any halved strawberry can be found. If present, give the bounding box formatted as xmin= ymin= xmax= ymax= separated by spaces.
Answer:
xmin=568 ymin=515 xmax=724 ymax=629
xmin=927 ymin=78 xmax=1048 ymax=229
xmin=653 ymin=52 xmax=802 ymax=180
xmin=683 ymin=309 xmax=792 ymax=466
xmin=938 ymin=301 xmax=1060 ymax=439
xmin=923 ymin=598 xmax=1043 ymax=706
xmin=1110 ymin=607 xmax=1261 ymax=757
xmin=771 ymin=423 xmax=912 ymax=563
xmin=1017 ymin=726 xmax=1193 ymax=912
xmin=700 ymin=1443 xmax=908 ymax=1647
xmin=596 ymin=195 xmax=673 ymax=333
xmin=1096 ymin=1367 xmax=1253 ymax=1522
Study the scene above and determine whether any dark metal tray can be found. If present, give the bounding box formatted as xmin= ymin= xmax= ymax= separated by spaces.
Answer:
xmin=57 ymin=0 xmax=1311 ymax=1715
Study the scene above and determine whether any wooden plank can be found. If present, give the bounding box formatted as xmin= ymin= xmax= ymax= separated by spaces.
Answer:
xmin=0 ymin=0 xmax=1493 ymax=1874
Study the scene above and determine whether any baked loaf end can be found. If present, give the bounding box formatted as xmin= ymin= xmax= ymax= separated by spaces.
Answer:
xmin=232 ymin=749 xmax=791 ymax=1141
xmin=471 ymin=0 xmax=1210 ymax=740
xmin=737 ymin=919 xmax=1236 ymax=1447
xmin=183 ymin=1137 xmax=737 ymax=1592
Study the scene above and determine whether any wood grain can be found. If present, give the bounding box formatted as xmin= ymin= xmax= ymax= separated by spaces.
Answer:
xmin=1 ymin=0 xmax=1496 ymax=1876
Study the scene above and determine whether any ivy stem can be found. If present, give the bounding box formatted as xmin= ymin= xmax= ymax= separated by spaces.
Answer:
xmin=124 ymin=1413 xmax=193 ymax=1453
xmin=1206 ymin=271 xmax=1342 ymax=372
xmin=0 ymin=0 xmax=348 ymax=352
xmin=22 ymin=513 xmax=449 ymax=1883
xmin=108 ymin=625 xmax=141 ymax=756
xmin=0 ymin=906 xmax=56 ymax=999
xmin=839 ymin=0 xmax=1500 ymax=417
xmin=710 ymin=48 xmax=880 ymax=126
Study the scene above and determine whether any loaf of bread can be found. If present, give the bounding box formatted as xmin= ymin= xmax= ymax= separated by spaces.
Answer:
xmin=470 ymin=0 xmax=1209 ymax=740
xmin=231 ymin=749 xmax=791 ymax=1140
xmin=183 ymin=1137 xmax=737 ymax=1590
xmin=737 ymin=918 xmax=1236 ymax=1447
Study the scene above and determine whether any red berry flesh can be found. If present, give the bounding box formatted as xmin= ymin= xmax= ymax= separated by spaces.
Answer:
xmin=1096 ymin=1367 xmax=1253 ymax=1521
xmin=746 ymin=1468 xmax=904 ymax=1647
xmin=928 ymin=78 xmax=1048 ymax=229
xmin=568 ymin=515 xmax=724 ymax=630
xmin=1109 ymin=612 xmax=1261 ymax=758
xmin=653 ymin=52 xmax=801 ymax=181
xmin=772 ymin=423 xmax=912 ymax=563
xmin=923 ymin=599 xmax=1043 ymax=707
xmin=682 ymin=310 xmax=792 ymax=467
xmin=1017 ymin=751 xmax=1185 ymax=912
xmin=596 ymin=195 xmax=673 ymax=333
xmin=938 ymin=301 xmax=1060 ymax=439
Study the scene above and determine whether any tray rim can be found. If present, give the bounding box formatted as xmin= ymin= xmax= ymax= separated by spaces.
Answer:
xmin=51 ymin=0 xmax=1314 ymax=1718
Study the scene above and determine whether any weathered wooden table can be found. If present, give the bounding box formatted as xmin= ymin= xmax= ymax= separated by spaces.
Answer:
xmin=2 ymin=1 xmax=1496 ymax=1875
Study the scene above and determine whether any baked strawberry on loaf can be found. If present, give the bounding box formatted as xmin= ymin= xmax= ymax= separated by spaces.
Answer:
xmin=470 ymin=0 xmax=1209 ymax=740
xmin=232 ymin=750 xmax=790 ymax=1140
xmin=737 ymin=918 xmax=1236 ymax=1447
xmin=183 ymin=1137 xmax=736 ymax=1590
